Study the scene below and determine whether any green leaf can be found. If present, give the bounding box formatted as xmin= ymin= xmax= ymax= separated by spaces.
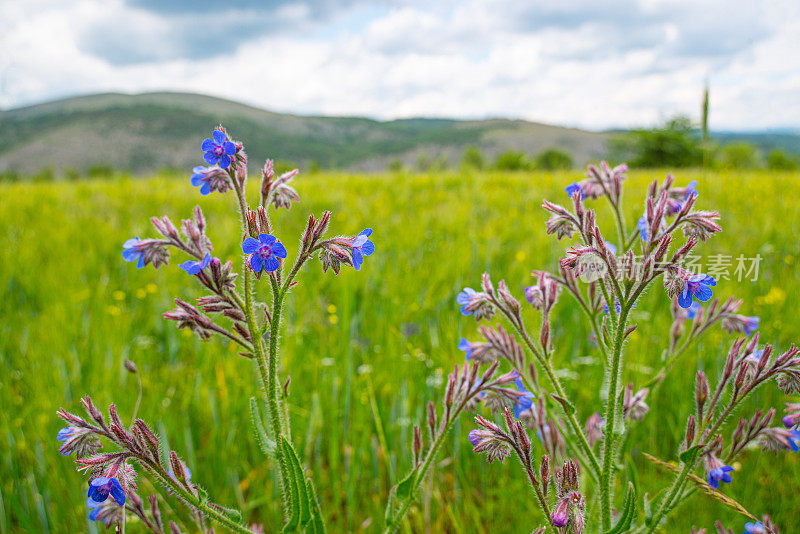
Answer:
xmin=678 ymin=444 xmax=704 ymax=466
xmin=219 ymin=506 xmax=243 ymax=523
xmin=605 ymin=482 xmax=636 ymax=534
xmin=280 ymin=437 xmax=301 ymax=532
xmin=384 ymin=486 xmax=397 ymax=527
xmin=394 ymin=469 xmax=417 ymax=502
xmin=306 ymin=477 xmax=326 ymax=534
xmin=196 ymin=486 xmax=209 ymax=506
xmin=550 ymin=394 xmax=576 ymax=415
xmin=250 ymin=397 xmax=276 ymax=458
xmin=625 ymin=454 xmax=639 ymax=499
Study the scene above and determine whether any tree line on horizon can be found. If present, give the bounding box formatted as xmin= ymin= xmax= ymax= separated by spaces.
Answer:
xmin=1 ymin=116 xmax=798 ymax=182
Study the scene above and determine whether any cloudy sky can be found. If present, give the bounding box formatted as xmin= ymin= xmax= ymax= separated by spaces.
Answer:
xmin=1 ymin=0 xmax=798 ymax=130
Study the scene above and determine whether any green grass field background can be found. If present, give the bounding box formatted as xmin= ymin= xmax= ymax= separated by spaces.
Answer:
xmin=1 ymin=169 xmax=798 ymax=532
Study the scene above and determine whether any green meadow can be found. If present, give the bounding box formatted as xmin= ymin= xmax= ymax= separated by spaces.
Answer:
xmin=1 ymin=169 xmax=798 ymax=533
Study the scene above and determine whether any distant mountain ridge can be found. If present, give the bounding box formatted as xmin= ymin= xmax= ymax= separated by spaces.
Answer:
xmin=1 ymin=92 xmax=798 ymax=175
xmin=0 ymin=92 xmax=610 ymax=174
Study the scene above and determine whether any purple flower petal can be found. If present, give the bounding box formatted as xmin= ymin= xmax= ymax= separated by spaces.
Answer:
xmin=352 ymin=249 xmax=363 ymax=271
xmin=218 ymin=154 xmax=231 ymax=169
xmin=223 ymin=141 xmax=236 ymax=155
xmin=203 ymin=152 xmax=219 ymax=165
xmin=201 ymin=138 xmax=215 ymax=152
xmin=249 ymin=254 xmax=263 ymax=272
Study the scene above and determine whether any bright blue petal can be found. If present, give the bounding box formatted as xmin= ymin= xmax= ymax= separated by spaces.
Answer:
xmin=218 ymin=154 xmax=231 ymax=169
xmin=701 ymin=275 xmax=716 ymax=286
xmin=201 ymin=253 xmax=211 ymax=269
xmin=200 ymin=182 xmax=211 ymax=195
xmin=223 ymin=141 xmax=236 ymax=155
xmin=708 ymin=475 xmax=719 ymax=488
xmin=358 ymin=228 xmax=373 ymax=237
xmin=242 ymin=237 xmax=261 ymax=254
xmin=361 ymin=240 xmax=375 ymax=256
xmin=179 ymin=261 xmax=200 ymax=275
xmin=88 ymin=508 xmax=101 ymax=521
xmin=203 ymin=152 xmax=219 ymax=165
xmin=677 ymin=287 xmax=693 ymax=308
xmin=458 ymin=338 xmax=470 ymax=352
xmin=693 ymin=284 xmax=713 ymax=302
xmin=57 ymin=427 xmax=72 ymax=441
xmin=108 ymin=479 xmax=125 ymax=506
xmin=122 ymin=237 xmax=140 ymax=248
xmin=271 ymin=241 xmax=287 ymax=258
xmin=264 ymin=256 xmax=280 ymax=271
xmin=122 ymin=248 xmax=139 ymax=262
xmin=190 ymin=173 xmax=204 ymax=186
xmin=352 ymin=249 xmax=363 ymax=271
xmin=249 ymin=254 xmax=263 ymax=272
xmin=460 ymin=304 xmax=471 ymax=316
xmin=721 ymin=472 xmax=732 ymax=483
xmin=258 ymin=234 xmax=277 ymax=245
xmin=212 ymin=130 xmax=226 ymax=144
xmin=136 ymin=255 xmax=145 ymax=269
xmin=352 ymin=234 xmax=368 ymax=247
xmin=201 ymin=138 xmax=215 ymax=151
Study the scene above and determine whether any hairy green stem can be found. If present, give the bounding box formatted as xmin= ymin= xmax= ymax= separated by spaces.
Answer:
xmin=600 ymin=301 xmax=631 ymax=530
xmin=147 ymin=461 xmax=252 ymax=533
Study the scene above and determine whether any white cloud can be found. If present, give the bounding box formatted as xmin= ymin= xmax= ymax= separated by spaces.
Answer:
xmin=0 ymin=0 xmax=798 ymax=130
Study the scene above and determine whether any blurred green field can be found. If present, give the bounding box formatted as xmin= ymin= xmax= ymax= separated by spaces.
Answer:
xmin=1 ymin=169 xmax=799 ymax=533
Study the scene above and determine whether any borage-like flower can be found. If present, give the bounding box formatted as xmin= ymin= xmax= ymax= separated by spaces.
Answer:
xmin=190 ymin=165 xmax=230 ymax=195
xmin=201 ymin=130 xmax=236 ymax=169
xmin=57 ymin=426 xmax=100 ymax=457
xmin=242 ymin=234 xmax=287 ymax=272
xmin=122 ymin=237 xmax=169 ymax=269
xmin=707 ymin=463 xmax=734 ymax=489
xmin=677 ymin=274 xmax=716 ymax=309
xmin=179 ymin=252 xmax=212 ymax=275
xmin=351 ymin=229 xmax=375 ymax=271
xmin=565 ymin=182 xmax=585 ymax=200
xmin=87 ymin=477 xmax=126 ymax=506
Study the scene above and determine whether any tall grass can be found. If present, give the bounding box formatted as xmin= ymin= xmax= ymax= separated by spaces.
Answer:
xmin=1 ymin=169 xmax=798 ymax=533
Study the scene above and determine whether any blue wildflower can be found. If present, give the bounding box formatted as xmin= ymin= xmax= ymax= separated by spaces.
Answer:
xmin=744 ymin=522 xmax=766 ymax=534
xmin=457 ymin=288 xmax=478 ymax=316
xmin=179 ymin=252 xmax=212 ymax=275
xmin=189 ymin=166 xmax=230 ymax=195
xmin=512 ymin=378 xmax=534 ymax=418
xmin=684 ymin=180 xmax=698 ymax=200
xmin=87 ymin=477 xmax=125 ymax=506
xmin=677 ymin=274 xmax=716 ymax=309
xmin=242 ymin=234 xmax=287 ymax=272
xmin=458 ymin=337 xmax=473 ymax=360
xmin=686 ymin=301 xmax=702 ymax=319
xmin=707 ymin=465 xmax=734 ymax=489
xmin=742 ymin=316 xmax=760 ymax=336
xmin=351 ymin=229 xmax=375 ymax=271
xmin=201 ymin=130 xmax=236 ymax=169
xmin=57 ymin=427 xmax=76 ymax=455
xmin=122 ymin=237 xmax=145 ymax=268
xmin=637 ymin=216 xmax=648 ymax=241
xmin=565 ymin=182 xmax=585 ymax=200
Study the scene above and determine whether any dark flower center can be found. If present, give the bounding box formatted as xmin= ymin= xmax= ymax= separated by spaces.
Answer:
xmin=258 ymin=245 xmax=273 ymax=259
xmin=213 ymin=145 xmax=225 ymax=156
